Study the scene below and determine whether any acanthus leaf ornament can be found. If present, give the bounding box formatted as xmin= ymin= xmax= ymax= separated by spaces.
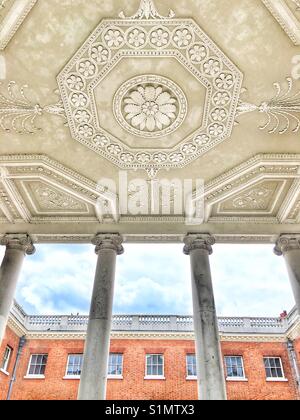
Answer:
xmin=119 ymin=0 xmax=175 ymax=20
xmin=0 ymin=82 xmax=67 ymax=134
xmin=0 ymin=82 xmax=43 ymax=134
xmin=236 ymin=78 xmax=300 ymax=134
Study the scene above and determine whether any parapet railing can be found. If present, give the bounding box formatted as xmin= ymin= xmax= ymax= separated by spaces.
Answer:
xmin=10 ymin=301 xmax=296 ymax=335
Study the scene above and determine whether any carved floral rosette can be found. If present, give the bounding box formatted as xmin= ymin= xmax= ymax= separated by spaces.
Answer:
xmin=57 ymin=15 xmax=243 ymax=171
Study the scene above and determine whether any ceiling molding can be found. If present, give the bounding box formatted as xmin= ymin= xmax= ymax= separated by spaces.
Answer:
xmin=0 ymin=154 xmax=118 ymax=224
xmin=204 ymin=154 xmax=300 ymax=224
xmin=0 ymin=0 xmax=37 ymax=50
xmin=0 ymin=154 xmax=299 ymax=237
xmin=262 ymin=0 xmax=300 ymax=45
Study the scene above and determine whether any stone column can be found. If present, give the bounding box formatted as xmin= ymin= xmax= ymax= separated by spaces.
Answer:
xmin=0 ymin=234 xmax=35 ymax=345
xmin=274 ymin=235 xmax=300 ymax=311
xmin=183 ymin=234 xmax=226 ymax=401
xmin=78 ymin=234 xmax=124 ymax=401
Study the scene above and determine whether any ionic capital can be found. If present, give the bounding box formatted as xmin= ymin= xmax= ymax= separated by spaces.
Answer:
xmin=0 ymin=234 xmax=36 ymax=255
xmin=92 ymin=233 xmax=124 ymax=255
xmin=183 ymin=234 xmax=215 ymax=256
xmin=274 ymin=235 xmax=300 ymax=256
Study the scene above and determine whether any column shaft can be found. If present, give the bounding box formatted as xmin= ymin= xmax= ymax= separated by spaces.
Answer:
xmin=184 ymin=235 xmax=226 ymax=401
xmin=78 ymin=234 xmax=123 ymax=401
xmin=0 ymin=235 xmax=35 ymax=345
xmin=284 ymin=250 xmax=300 ymax=308
xmin=275 ymin=236 xmax=300 ymax=311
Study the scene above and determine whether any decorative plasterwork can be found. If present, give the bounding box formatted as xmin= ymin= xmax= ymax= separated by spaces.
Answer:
xmin=0 ymin=1 xmax=299 ymax=177
xmin=262 ymin=0 xmax=300 ymax=45
xmin=0 ymin=154 xmax=118 ymax=224
xmin=204 ymin=154 xmax=300 ymax=224
xmin=56 ymin=0 xmax=243 ymax=172
xmin=0 ymin=0 xmax=37 ymax=50
xmin=237 ymin=78 xmax=300 ymax=135
xmin=0 ymin=154 xmax=299 ymax=228
xmin=119 ymin=0 xmax=175 ymax=20
xmin=0 ymin=82 xmax=65 ymax=134
xmin=113 ymin=74 xmax=188 ymax=138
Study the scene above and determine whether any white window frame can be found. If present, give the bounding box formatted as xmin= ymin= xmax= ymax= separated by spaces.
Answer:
xmin=264 ymin=357 xmax=288 ymax=382
xmin=224 ymin=356 xmax=248 ymax=382
xmin=24 ymin=354 xmax=48 ymax=379
xmin=1 ymin=346 xmax=12 ymax=375
xmin=186 ymin=354 xmax=197 ymax=380
xmin=145 ymin=354 xmax=165 ymax=380
xmin=107 ymin=353 xmax=124 ymax=380
xmin=63 ymin=354 xmax=83 ymax=380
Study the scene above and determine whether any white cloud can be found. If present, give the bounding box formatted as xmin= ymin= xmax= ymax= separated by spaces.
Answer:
xmin=0 ymin=242 xmax=295 ymax=317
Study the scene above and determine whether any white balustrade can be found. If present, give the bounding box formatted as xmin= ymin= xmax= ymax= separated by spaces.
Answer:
xmin=9 ymin=301 xmax=295 ymax=334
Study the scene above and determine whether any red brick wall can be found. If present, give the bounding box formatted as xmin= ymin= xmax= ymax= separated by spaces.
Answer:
xmin=222 ymin=341 xmax=297 ymax=400
xmin=0 ymin=326 xmax=20 ymax=400
xmin=0 ymin=326 xmax=298 ymax=400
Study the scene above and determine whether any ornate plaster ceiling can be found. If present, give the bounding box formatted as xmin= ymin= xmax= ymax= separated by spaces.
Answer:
xmin=0 ymin=0 xmax=299 ymax=243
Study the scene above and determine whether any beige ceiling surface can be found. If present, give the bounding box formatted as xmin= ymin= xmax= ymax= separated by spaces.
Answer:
xmin=0 ymin=0 xmax=299 ymax=242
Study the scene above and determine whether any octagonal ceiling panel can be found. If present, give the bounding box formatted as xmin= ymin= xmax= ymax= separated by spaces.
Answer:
xmin=57 ymin=0 xmax=243 ymax=171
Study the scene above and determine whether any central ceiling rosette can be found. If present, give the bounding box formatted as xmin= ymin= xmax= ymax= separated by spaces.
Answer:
xmin=113 ymin=75 xmax=188 ymax=138
xmin=57 ymin=0 xmax=243 ymax=173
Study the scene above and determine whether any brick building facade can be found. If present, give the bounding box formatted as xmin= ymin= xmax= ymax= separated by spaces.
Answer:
xmin=1 ymin=302 xmax=300 ymax=401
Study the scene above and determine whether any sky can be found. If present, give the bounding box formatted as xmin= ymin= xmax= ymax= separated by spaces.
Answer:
xmin=1 ymin=243 xmax=295 ymax=318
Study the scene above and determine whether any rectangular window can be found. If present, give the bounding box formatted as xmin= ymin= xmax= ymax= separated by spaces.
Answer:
xmin=146 ymin=354 xmax=164 ymax=378
xmin=224 ymin=356 xmax=245 ymax=379
xmin=1 ymin=346 xmax=12 ymax=372
xmin=108 ymin=354 xmax=123 ymax=377
xmin=66 ymin=354 xmax=83 ymax=377
xmin=27 ymin=354 xmax=48 ymax=377
xmin=264 ymin=357 xmax=285 ymax=380
xmin=186 ymin=354 xmax=197 ymax=378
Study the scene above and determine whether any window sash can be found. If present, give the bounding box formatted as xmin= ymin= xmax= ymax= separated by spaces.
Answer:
xmin=1 ymin=346 xmax=12 ymax=371
xmin=225 ymin=356 xmax=245 ymax=378
xmin=27 ymin=354 xmax=48 ymax=376
xmin=264 ymin=357 xmax=284 ymax=379
xmin=66 ymin=354 xmax=83 ymax=376
xmin=186 ymin=354 xmax=197 ymax=377
xmin=146 ymin=354 xmax=164 ymax=377
xmin=108 ymin=354 xmax=123 ymax=376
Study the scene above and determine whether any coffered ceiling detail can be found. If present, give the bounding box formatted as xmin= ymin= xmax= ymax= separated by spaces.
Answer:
xmin=262 ymin=0 xmax=300 ymax=45
xmin=0 ymin=153 xmax=299 ymax=228
xmin=0 ymin=155 xmax=118 ymax=224
xmin=0 ymin=0 xmax=37 ymax=50
xmin=205 ymin=154 xmax=300 ymax=224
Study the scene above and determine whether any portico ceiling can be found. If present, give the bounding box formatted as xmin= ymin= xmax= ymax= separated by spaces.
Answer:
xmin=0 ymin=0 xmax=300 ymax=243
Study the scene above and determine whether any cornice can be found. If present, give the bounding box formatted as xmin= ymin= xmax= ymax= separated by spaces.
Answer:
xmin=20 ymin=330 xmax=290 ymax=343
xmin=286 ymin=317 xmax=300 ymax=340
xmin=7 ymin=316 xmax=27 ymax=338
